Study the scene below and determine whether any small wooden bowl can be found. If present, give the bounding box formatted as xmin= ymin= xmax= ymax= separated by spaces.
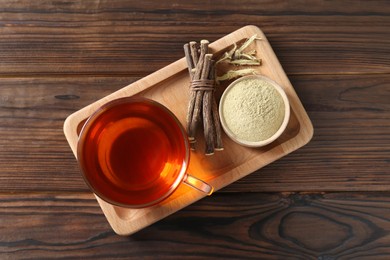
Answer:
xmin=219 ymin=75 xmax=290 ymax=148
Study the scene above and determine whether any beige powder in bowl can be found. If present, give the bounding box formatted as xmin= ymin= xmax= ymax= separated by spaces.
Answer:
xmin=219 ymin=75 xmax=290 ymax=147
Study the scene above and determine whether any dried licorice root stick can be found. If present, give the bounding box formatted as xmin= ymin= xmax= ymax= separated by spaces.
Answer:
xmin=212 ymin=98 xmax=224 ymax=150
xmin=183 ymin=42 xmax=197 ymax=145
xmin=189 ymin=41 xmax=199 ymax=70
xmin=184 ymin=39 xmax=223 ymax=154
xmin=188 ymin=40 xmax=209 ymax=149
xmin=209 ymin=63 xmax=223 ymax=151
xmin=201 ymin=54 xmax=215 ymax=155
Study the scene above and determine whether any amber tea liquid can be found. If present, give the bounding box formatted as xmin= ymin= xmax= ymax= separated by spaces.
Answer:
xmin=78 ymin=98 xmax=188 ymax=207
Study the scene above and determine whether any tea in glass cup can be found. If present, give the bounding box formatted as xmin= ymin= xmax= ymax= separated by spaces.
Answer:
xmin=77 ymin=97 xmax=212 ymax=208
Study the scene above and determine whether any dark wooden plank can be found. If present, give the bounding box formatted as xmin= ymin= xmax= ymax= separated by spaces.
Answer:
xmin=0 ymin=77 xmax=134 ymax=191
xmin=226 ymin=73 xmax=390 ymax=192
xmin=0 ymin=0 xmax=388 ymax=258
xmin=0 ymin=74 xmax=388 ymax=192
xmin=0 ymin=0 xmax=389 ymax=76
xmin=2 ymin=192 xmax=390 ymax=259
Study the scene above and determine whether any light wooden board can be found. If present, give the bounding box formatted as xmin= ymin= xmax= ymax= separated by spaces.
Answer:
xmin=63 ymin=25 xmax=313 ymax=235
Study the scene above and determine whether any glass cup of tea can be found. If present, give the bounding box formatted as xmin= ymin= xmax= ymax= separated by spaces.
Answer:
xmin=77 ymin=97 xmax=213 ymax=208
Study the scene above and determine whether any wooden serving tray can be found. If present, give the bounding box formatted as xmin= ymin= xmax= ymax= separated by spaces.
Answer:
xmin=63 ymin=25 xmax=313 ymax=236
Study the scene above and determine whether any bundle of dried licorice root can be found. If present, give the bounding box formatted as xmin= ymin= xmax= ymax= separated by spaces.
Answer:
xmin=183 ymin=40 xmax=223 ymax=155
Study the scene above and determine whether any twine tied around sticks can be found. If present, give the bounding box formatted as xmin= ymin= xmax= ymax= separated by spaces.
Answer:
xmin=190 ymin=79 xmax=215 ymax=92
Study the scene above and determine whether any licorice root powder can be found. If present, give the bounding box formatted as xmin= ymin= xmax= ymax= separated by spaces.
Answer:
xmin=221 ymin=78 xmax=285 ymax=142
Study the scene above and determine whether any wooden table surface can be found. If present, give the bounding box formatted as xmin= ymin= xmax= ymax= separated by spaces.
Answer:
xmin=1 ymin=1 xmax=389 ymax=259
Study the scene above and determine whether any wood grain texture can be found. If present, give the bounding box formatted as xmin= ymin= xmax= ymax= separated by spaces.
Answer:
xmin=62 ymin=25 xmax=314 ymax=235
xmin=0 ymin=0 xmax=389 ymax=76
xmin=0 ymin=0 xmax=389 ymax=257
xmin=226 ymin=73 xmax=390 ymax=192
xmin=0 ymin=74 xmax=388 ymax=193
xmin=2 ymin=192 xmax=390 ymax=259
xmin=0 ymin=77 xmax=133 ymax=192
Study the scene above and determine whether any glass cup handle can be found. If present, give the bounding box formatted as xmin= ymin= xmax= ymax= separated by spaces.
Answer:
xmin=183 ymin=174 xmax=214 ymax=196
